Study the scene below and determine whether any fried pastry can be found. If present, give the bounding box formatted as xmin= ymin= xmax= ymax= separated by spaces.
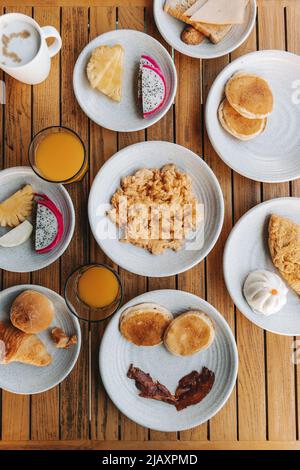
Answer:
xmin=268 ymin=214 xmax=300 ymax=296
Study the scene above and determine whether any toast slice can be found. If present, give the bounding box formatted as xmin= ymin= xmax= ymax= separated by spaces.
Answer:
xmin=164 ymin=0 xmax=232 ymax=44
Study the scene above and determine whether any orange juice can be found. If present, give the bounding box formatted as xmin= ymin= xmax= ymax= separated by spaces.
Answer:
xmin=35 ymin=130 xmax=86 ymax=182
xmin=77 ymin=266 xmax=120 ymax=309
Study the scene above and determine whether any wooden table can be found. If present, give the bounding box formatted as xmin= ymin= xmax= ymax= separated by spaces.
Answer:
xmin=0 ymin=0 xmax=300 ymax=451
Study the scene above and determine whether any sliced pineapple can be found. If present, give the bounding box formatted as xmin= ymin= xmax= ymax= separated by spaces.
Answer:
xmin=0 ymin=184 xmax=34 ymax=227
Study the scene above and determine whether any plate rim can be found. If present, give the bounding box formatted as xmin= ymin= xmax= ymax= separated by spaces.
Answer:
xmin=0 ymin=166 xmax=75 ymax=273
xmin=99 ymin=288 xmax=238 ymax=432
xmin=73 ymin=29 xmax=177 ymax=133
xmin=205 ymin=49 xmax=300 ymax=183
xmin=88 ymin=140 xmax=225 ymax=277
xmin=0 ymin=283 xmax=82 ymax=395
xmin=223 ymin=196 xmax=300 ymax=335
xmin=153 ymin=0 xmax=257 ymax=59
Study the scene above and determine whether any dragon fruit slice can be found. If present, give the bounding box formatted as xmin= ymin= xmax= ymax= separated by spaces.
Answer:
xmin=137 ymin=54 xmax=161 ymax=101
xmin=140 ymin=54 xmax=161 ymax=73
xmin=35 ymin=194 xmax=63 ymax=254
xmin=141 ymin=64 xmax=167 ymax=117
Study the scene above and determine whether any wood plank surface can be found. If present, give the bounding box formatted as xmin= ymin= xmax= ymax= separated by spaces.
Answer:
xmin=1 ymin=5 xmax=32 ymax=441
xmin=60 ymin=6 xmax=89 ymax=440
xmin=258 ymin=0 xmax=297 ymax=441
xmin=117 ymin=5 xmax=148 ymax=442
xmin=89 ymin=6 xmax=119 ymax=442
xmin=30 ymin=5 xmax=61 ymax=441
xmin=0 ymin=0 xmax=299 ymax=448
xmin=231 ymin=25 xmax=266 ymax=442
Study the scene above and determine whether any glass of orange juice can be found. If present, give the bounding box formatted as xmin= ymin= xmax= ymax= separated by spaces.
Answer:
xmin=64 ymin=263 xmax=123 ymax=322
xmin=28 ymin=126 xmax=87 ymax=184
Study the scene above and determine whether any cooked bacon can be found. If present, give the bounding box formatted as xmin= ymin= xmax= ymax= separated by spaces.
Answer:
xmin=127 ymin=364 xmax=215 ymax=411
xmin=175 ymin=366 xmax=215 ymax=411
xmin=127 ymin=364 xmax=177 ymax=405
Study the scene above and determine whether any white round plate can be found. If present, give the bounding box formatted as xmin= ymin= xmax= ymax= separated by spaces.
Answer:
xmin=73 ymin=29 xmax=177 ymax=132
xmin=0 ymin=167 xmax=75 ymax=273
xmin=154 ymin=0 xmax=256 ymax=59
xmin=0 ymin=284 xmax=81 ymax=394
xmin=206 ymin=50 xmax=300 ymax=183
xmin=88 ymin=141 xmax=224 ymax=277
xmin=224 ymin=198 xmax=300 ymax=335
xmin=100 ymin=289 xmax=238 ymax=432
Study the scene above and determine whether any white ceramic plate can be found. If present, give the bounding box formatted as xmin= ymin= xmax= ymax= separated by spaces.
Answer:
xmin=88 ymin=141 xmax=224 ymax=277
xmin=154 ymin=0 xmax=256 ymax=59
xmin=0 ymin=167 xmax=75 ymax=273
xmin=100 ymin=289 xmax=238 ymax=432
xmin=73 ymin=29 xmax=177 ymax=132
xmin=206 ymin=50 xmax=300 ymax=183
xmin=0 ymin=284 xmax=81 ymax=394
xmin=224 ymin=198 xmax=300 ymax=335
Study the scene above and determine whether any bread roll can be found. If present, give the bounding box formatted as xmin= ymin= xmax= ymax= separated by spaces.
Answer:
xmin=10 ymin=290 xmax=54 ymax=334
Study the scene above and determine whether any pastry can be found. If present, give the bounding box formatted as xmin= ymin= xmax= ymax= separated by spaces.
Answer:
xmin=51 ymin=327 xmax=77 ymax=349
xmin=243 ymin=269 xmax=288 ymax=315
xmin=218 ymin=98 xmax=267 ymax=141
xmin=225 ymin=72 xmax=273 ymax=119
xmin=269 ymin=214 xmax=300 ymax=296
xmin=164 ymin=0 xmax=233 ymax=45
xmin=119 ymin=302 xmax=173 ymax=346
xmin=181 ymin=25 xmax=205 ymax=45
xmin=10 ymin=290 xmax=55 ymax=334
xmin=0 ymin=321 xmax=52 ymax=366
xmin=0 ymin=184 xmax=33 ymax=227
xmin=164 ymin=310 xmax=215 ymax=356
xmin=86 ymin=44 xmax=124 ymax=102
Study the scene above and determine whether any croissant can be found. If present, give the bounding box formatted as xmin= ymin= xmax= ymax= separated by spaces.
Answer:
xmin=0 ymin=321 xmax=52 ymax=367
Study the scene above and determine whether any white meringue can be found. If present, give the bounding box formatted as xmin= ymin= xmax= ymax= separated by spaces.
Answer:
xmin=243 ymin=269 xmax=288 ymax=316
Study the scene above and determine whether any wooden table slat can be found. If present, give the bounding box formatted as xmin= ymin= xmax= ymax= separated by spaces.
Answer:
xmin=0 ymin=0 xmax=299 ymax=448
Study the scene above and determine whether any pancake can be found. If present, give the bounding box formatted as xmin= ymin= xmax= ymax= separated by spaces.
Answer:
xmin=225 ymin=72 xmax=273 ymax=119
xmin=119 ymin=302 xmax=173 ymax=346
xmin=164 ymin=310 xmax=215 ymax=356
xmin=218 ymin=98 xmax=267 ymax=141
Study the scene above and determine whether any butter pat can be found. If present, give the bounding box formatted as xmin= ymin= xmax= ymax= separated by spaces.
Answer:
xmin=86 ymin=44 xmax=124 ymax=102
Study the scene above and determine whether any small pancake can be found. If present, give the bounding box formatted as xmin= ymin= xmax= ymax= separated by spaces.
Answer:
xmin=218 ymin=98 xmax=267 ymax=141
xmin=119 ymin=302 xmax=173 ymax=346
xmin=164 ymin=310 xmax=215 ymax=356
xmin=225 ymin=72 xmax=273 ymax=119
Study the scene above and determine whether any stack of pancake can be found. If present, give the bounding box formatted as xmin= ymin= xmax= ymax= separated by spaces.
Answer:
xmin=218 ymin=72 xmax=273 ymax=141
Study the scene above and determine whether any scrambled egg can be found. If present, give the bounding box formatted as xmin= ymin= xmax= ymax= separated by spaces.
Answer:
xmin=108 ymin=164 xmax=200 ymax=255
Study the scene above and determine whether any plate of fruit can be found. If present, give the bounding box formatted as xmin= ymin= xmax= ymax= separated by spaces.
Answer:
xmin=0 ymin=166 xmax=75 ymax=272
xmin=73 ymin=29 xmax=177 ymax=132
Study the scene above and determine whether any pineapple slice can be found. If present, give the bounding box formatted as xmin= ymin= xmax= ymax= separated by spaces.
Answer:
xmin=0 ymin=185 xmax=34 ymax=227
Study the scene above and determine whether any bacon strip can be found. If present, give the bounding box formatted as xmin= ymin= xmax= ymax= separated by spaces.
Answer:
xmin=175 ymin=366 xmax=215 ymax=411
xmin=127 ymin=364 xmax=177 ymax=405
xmin=127 ymin=364 xmax=215 ymax=411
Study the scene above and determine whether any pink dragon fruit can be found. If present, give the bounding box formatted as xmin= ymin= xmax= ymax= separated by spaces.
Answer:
xmin=35 ymin=194 xmax=63 ymax=254
xmin=140 ymin=54 xmax=161 ymax=72
xmin=137 ymin=54 xmax=162 ymax=101
xmin=141 ymin=64 xmax=167 ymax=117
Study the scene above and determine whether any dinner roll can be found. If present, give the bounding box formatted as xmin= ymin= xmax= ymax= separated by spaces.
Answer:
xmin=10 ymin=290 xmax=54 ymax=334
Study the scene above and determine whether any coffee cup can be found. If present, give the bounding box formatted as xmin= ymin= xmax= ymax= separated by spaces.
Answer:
xmin=0 ymin=12 xmax=61 ymax=84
